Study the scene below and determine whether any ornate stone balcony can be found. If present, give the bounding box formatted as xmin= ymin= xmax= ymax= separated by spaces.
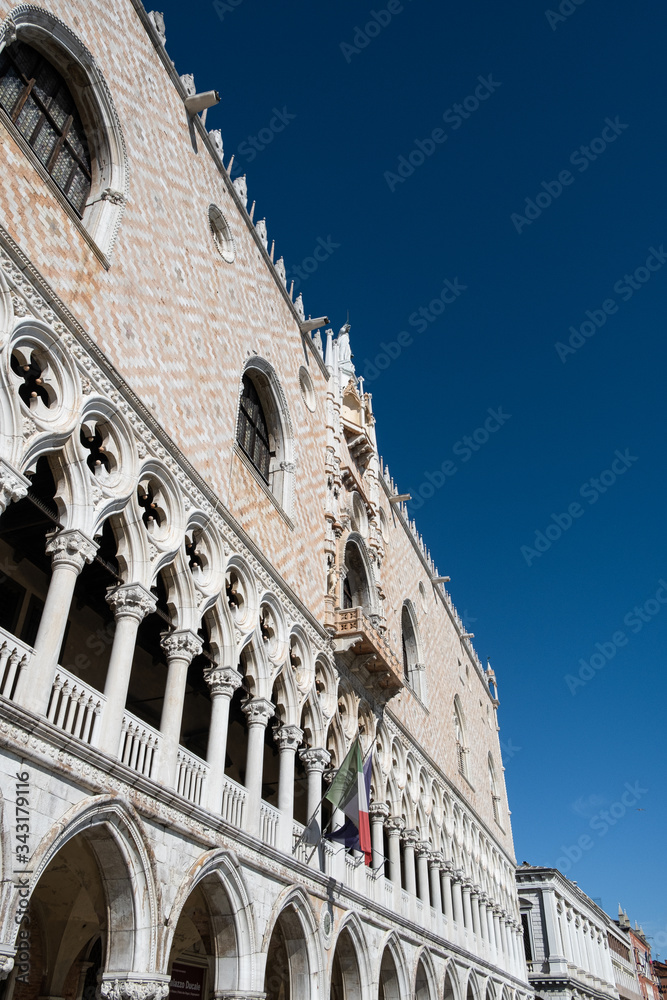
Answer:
xmin=328 ymin=606 xmax=404 ymax=697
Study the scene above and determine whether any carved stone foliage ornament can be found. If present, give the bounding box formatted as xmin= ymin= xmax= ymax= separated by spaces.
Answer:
xmin=160 ymin=630 xmax=203 ymax=663
xmin=203 ymin=666 xmax=242 ymax=698
xmin=45 ymin=528 xmax=98 ymax=572
xmin=106 ymin=583 xmax=157 ymax=622
xmin=99 ymin=979 xmax=170 ymax=1000
xmin=241 ymin=696 xmax=274 ymax=727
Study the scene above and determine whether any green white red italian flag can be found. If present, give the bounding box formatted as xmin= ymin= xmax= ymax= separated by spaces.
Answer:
xmin=324 ymin=737 xmax=372 ymax=865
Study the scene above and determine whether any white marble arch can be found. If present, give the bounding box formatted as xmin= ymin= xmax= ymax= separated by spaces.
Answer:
xmin=414 ymin=947 xmax=438 ymax=1000
xmin=261 ymin=885 xmax=323 ymax=1000
xmin=329 ymin=912 xmax=373 ymax=1000
xmin=2 ymin=794 xmax=160 ymax=976
xmin=376 ymin=931 xmax=410 ymax=1000
xmin=161 ymin=848 xmax=257 ymax=994
xmin=441 ymin=960 xmax=461 ymax=1000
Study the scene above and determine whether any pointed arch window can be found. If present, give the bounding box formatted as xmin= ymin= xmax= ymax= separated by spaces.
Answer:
xmin=0 ymin=40 xmax=91 ymax=214
xmin=454 ymin=696 xmax=468 ymax=779
xmin=237 ymin=373 xmax=271 ymax=482
xmin=401 ymin=602 xmax=424 ymax=700
xmin=489 ymin=752 xmax=501 ymax=825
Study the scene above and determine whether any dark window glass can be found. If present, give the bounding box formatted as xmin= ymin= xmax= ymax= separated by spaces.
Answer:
xmin=237 ymin=374 xmax=271 ymax=482
xmin=522 ymin=913 xmax=533 ymax=962
xmin=0 ymin=41 xmax=91 ymax=215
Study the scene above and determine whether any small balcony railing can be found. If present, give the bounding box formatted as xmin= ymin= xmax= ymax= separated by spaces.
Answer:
xmin=330 ymin=607 xmax=403 ymax=695
xmin=46 ymin=667 xmax=105 ymax=746
xmin=0 ymin=626 xmax=32 ymax=701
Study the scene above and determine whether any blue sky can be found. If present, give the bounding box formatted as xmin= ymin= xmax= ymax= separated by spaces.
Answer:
xmin=155 ymin=0 xmax=667 ymax=945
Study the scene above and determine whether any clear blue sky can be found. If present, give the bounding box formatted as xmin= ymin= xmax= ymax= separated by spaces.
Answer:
xmin=154 ymin=0 xmax=666 ymax=946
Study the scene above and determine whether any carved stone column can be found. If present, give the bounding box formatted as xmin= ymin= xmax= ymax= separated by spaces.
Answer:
xmin=471 ymin=886 xmax=482 ymax=937
xmin=98 ymin=584 xmax=157 ymax=756
xmin=242 ymin=697 xmax=274 ymax=837
xmin=416 ymin=841 xmax=431 ymax=905
xmin=484 ymin=896 xmax=496 ymax=948
xmin=0 ymin=458 xmax=29 ymax=515
xmin=370 ymin=802 xmax=389 ymax=872
xmin=461 ymin=879 xmax=473 ymax=930
xmin=493 ymin=907 xmax=503 ymax=954
xmin=401 ymin=828 xmax=418 ymax=897
xmin=275 ymin=724 xmax=303 ymax=852
xmin=157 ymin=629 xmax=203 ymax=788
xmin=299 ymin=747 xmax=330 ymax=862
xmin=429 ymin=852 xmax=443 ymax=913
xmin=203 ymin=666 xmax=242 ymax=813
xmin=384 ymin=816 xmax=404 ymax=886
xmin=440 ymin=862 xmax=454 ymax=920
xmin=15 ymin=528 xmax=98 ymax=715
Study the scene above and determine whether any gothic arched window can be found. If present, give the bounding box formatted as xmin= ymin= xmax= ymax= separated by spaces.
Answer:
xmin=454 ymin=696 xmax=468 ymax=779
xmin=401 ymin=602 xmax=423 ymax=699
xmin=0 ymin=40 xmax=91 ymax=214
xmin=237 ymin=373 xmax=271 ymax=482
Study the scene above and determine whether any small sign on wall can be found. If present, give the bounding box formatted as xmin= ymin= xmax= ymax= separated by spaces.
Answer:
xmin=169 ymin=963 xmax=206 ymax=1000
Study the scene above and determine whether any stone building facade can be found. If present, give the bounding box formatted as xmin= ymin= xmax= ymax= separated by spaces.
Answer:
xmin=0 ymin=3 xmax=531 ymax=1000
xmin=516 ymin=866 xmax=618 ymax=1000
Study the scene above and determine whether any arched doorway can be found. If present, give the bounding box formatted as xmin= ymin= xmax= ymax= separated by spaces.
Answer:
xmin=10 ymin=827 xmax=136 ymax=1000
xmin=377 ymin=945 xmax=401 ymax=1000
xmin=264 ymin=905 xmax=310 ymax=1000
xmin=330 ymin=926 xmax=362 ymax=1000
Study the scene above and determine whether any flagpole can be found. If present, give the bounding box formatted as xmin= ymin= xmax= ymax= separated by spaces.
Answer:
xmin=292 ymin=737 xmax=375 ymax=857
xmin=295 ymin=738 xmax=376 ymax=861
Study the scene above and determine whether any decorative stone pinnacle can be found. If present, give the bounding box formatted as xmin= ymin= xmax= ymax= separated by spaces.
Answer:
xmin=241 ymin=697 xmax=274 ymax=727
xmin=99 ymin=979 xmax=170 ymax=1000
xmin=45 ymin=528 xmax=98 ymax=572
xmin=299 ymin=747 xmax=330 ymax=772
xmin=106 ymin=583 xmax=157 ymax=622
xmin=160 ymin=629 xmax=203 ymax=663
xmin=274 ymin=724 xmax=303 ymax=752
xmin=204 ymin=666 xmax=243 ymax=698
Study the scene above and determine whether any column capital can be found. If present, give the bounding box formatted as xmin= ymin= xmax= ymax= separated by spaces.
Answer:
xmin=274 ymin=724 xmax=303 ymax=751
xmin=401 ymin=826 xmax=419 ymax=847
xmin=46 ymin=527 xmax=98 ymax=572
xmin=429 ymin=851 xmax=444 ymax=869
xmin=471 ymin=883 xmax=482 ymax=897
xmin=242 ymin=696 xmax=275 ymax=727
xmin=0 ymin=457 xmax=29 ymax=514
xmin=99 ymin=977 xmax=171 ymax=1000
xmin=369 ymin=801 xmax=390 ymax=821
xmin=160 ymin=629 xmax=202 ymax=663
xmin=299 ymin=746 xmax=330 ymax=772
xmin=106 ymin=583 xmax=157 ymax=622
xmin=0 ymin=955 xmax=14 ymax=981
xmin=416 ymin=840 xmax=432 ymax=860
xmin=204 ymin=665 xmax=243 ymax=698
xmin=461 ymin=878 xmax=473 ymax=893
xmin=385 ymin=815 xmax=405 ymax=836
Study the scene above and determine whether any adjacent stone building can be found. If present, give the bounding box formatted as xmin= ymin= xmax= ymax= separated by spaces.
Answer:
xmin=0 ymin=3 xmax=531 ymax=1000
xmin=516 ymin=865 xmax=618 ymax=1000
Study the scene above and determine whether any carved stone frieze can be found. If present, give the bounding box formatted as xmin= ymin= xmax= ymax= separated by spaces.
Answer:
xmin=99 ymin=978 xmax=170 ymax=1000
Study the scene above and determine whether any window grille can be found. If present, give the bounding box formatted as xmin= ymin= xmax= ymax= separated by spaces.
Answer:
xmin=456 ymin=740 xmax=466 ymax=776
xmin=0 ymin=41 xmax=91 ymax=214
xmin=237 ymin=374 xmax=271 ymax=482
